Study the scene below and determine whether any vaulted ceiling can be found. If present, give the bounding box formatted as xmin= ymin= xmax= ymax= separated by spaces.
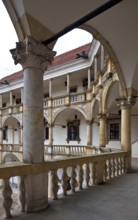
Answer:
xmin=2 ymin=0 xmax=138 ymax=93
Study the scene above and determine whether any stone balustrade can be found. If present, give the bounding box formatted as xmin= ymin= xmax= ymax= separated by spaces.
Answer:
xmin=0 ymin=144 xmax=22 ymax=153
xmin=44 ymin=145 xmax=98 ymax=156
xmin=0 ymin=151 xmax=128 ymax=218
xmin=1 ymin=104 xmax=23 ymax=116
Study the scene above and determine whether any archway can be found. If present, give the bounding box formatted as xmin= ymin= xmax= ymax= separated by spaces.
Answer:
xmin=53 ymin=107 xmax=87 ymax=145
xmin=3 ymin=116 xmax=21 ymax=144
xmin=104 ymin=81 xmax=121 ymax=150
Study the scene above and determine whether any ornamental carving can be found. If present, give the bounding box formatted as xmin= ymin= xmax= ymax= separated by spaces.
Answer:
xmin=10 ymin=36 xmax=56 ymax=72
xmin=116 ymin=97 xmax=136 ymax=108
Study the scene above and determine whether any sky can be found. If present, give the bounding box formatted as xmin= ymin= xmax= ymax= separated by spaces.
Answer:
xmin=0 ymin=1 xmax=92 ymax=80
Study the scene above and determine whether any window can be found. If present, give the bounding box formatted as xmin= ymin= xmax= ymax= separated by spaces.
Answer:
xmin=3 ymin=126 xmax=8 ymax=140
xmin=16 ymin=98 xmax=21 ymax=104
xmin=45 ymin=127 xmax=49 ymax=140
xmin=110 ymin=123 xmax=119 ymax=140
xmin=107 ymin=120 xmax=120 ymax=141
xmin=67 ymin=120 xmax=80 ymax=143
xmin=2 ymin=103 xmax=6 ymax=108
xmin=44 ymin=93 xmax=49 ymax=99
xmin=70 ymin=86 xmax=77 ymax=93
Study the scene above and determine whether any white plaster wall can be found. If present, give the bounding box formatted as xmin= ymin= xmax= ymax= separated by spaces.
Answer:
xmin=131 ymin=116 xmax=138 ymax=158
xmin=92 ymin=123 xmax=99 ymax=146
xmin=3 ymin=118 xmax=19 ymax=144
xmin=106 ymin=141 xmax=121 ymax=150
xmin=52 ymin=113 xmax=87 ymax=145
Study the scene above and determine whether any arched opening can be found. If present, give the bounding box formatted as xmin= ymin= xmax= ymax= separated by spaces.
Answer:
xmin=53 ymin=108 xmax=87 ymax=145
xmin=3 ymin=117 xmax=21 ymax=145
xmin=104 ymin=81 xmax=121 ymax=150
xmin=53 ymin=28 xmax=92 ymax=56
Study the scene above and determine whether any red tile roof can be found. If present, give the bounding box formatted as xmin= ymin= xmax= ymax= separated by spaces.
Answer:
xmin=0 ymin=43 xmax=91 ymax=84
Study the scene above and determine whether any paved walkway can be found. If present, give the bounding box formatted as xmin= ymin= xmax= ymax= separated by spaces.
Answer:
xmin=1 ymin=159 xmax=138 ymax=220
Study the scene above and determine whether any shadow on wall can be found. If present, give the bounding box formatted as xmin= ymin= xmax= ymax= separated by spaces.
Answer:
xmin=132 ymin=140 xmax=138 ymax=158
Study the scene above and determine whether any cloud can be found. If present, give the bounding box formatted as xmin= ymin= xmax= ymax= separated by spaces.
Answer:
xmin=0 ymin=2 xmax=92 ymax=79
xmin=0 ymin=1 xmax=21 ymax=79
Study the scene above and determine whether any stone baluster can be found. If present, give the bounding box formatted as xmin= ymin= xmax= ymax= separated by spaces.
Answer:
xmin=71 ymin=166 xmax=77 ymax=192
xmin=2 ymin=178 xmax=13 ymax=218
xmin=78 ymin=165 xmax=83 ymax=190
xmin=120 ymin=157 xmax=123 ymax=175
xmin=104 ymin=160 xmax=108 ymax=181
xmin=84 ymin=163 xmax=90 ymax=188
xmin=92 ymin=162 xmax=97 ymax=185
xmin=112 ymin=158 xmax=116 ymax=178
xmin=108 ymin=159 xmax=112 ymax=179
xmin=50 ymin=170 xmax=59 ymax=200
xmin=19 ymin=176 xmax=26 ymax=212
xmin=116 ymin=157 xmax=120 ymax=176
xmin=62 ymin=168 xmax=68 ymax=196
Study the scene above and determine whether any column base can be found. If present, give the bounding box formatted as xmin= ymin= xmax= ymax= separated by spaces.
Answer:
xmin=25 ymin=173 xmax=48 ymax=213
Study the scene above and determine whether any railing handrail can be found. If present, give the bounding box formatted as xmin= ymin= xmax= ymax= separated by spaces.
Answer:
xmin=0 ymin=150 xmax=128 ymax=179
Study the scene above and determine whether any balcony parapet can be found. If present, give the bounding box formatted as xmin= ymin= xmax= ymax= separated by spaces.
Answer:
xmin=0 ymin=150 xmax=128 ymax=218
xmin=1 ymin=104 xmax=23 ymax=116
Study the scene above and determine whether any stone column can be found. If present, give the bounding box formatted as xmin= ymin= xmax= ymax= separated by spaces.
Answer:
xmin=67 ymin=74 xmax=70 ymax=94
xmin=49 ymin=124 xmax=53 ymax=146
xmin=116 ymin=97 xmax=136 ymax=170
xmin=10 ymin=91 xmax=13 ymax=106
xmin=0 ymin=94 xmax=2 ymax=107
xmin=97 ymin=113 xmax=106 ymax=147
xmin=10 ymin=36 xmax=56 ymax=212
xmin=21 ymin=87 xmax=24 ymax=104
xmin=116 ymin=97 xmax=136 ymax=151
xmin=87 ymin=68 xmax=91 ymax=90
xmin=86 ymin=120 xmax=92 ymax=145
xmin=49 ymin=79 xmax=52 ymax=97
xmin=0 ymin=109 xmax=2 ymax=164
xmin=100 ymin=45 xmax=104 ymax=71
xmin=94 ymin=56 xmax=97 ymax=80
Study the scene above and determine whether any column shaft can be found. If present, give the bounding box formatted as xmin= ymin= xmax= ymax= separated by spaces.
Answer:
xmin=86 ymin=121 xmax=92 ymax=145
xmin=23 ymin=68 xmax=44 ymax=163
xmin=99 ymin=115 xmax=106 ymax=147
xmin=10 ymin=36 xmax=56 ymax=213
xmin=121 ymin=107 xmax=131 ymax=151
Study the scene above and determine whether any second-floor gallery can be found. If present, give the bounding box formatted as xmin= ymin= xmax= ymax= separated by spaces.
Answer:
xmin=0 ymin=35 xmax=138 ymax=164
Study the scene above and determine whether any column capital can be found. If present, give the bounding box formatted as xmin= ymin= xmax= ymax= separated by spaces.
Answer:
xmin=86 ymin=120 xmax=93 ymax=125
xmin=116 ymin=97 xmax=136 ymax=109
xmin=10 ymin=36 xmax=56 ymax=72
xmin=97 ymin=113 xmax=106 ymax=119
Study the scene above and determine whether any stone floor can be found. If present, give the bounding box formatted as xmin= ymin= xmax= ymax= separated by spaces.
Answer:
xmin=1 ymin=158 xmax=138 ymax=220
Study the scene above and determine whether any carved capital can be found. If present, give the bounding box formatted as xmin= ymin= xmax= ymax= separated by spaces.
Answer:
xmin=10 ymin=36 xmax=56 ymax=72
xmin=97 ymin=113 xmax=106 ymax=119
xmin=116 ymin=97 xmax=136 ymax=109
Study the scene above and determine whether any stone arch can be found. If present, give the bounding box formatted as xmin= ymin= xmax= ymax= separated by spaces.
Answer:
xmin=2 ymin=115 xmax=20 ymax=127
xmin=131 ymin=59 xmax=138 ymax=94
xmin=103 ymin=77 xmax=120 ymax=112
xmin=80 ymin=24 xmax=127 ymax=96
xmin=2 ymin=153 xmax=20 ymax=164
xmin=91 ymin=97 xmax=100 ymax=119
xmin=44 ymin=113 xmax=48 ymax=122
xmin=53 ymin=106 xmax=87 ymax=124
